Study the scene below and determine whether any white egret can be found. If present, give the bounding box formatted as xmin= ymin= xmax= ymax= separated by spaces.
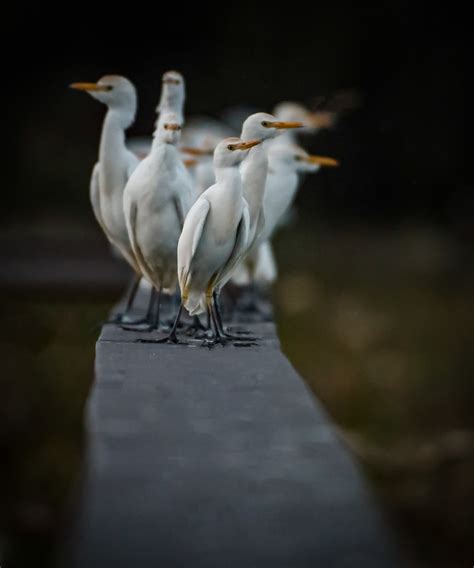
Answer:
xmin=159 ymin=137 xmax=261 ymax=346
xmin=156 ymin=70 xmax=185 ymax=124
xmin=238 ymin=113 xmax=304 ymax=253
xmin=127 ymin=70 xmax=186 ymax=159
xmin=70 ymin=76 xmax=144 ymax=321
xmin=209 ymin=113 xmax=303 ymax=330
xmin=183 ymin=113 xmax=304 ymax=254
xmin=122 ymin=111 xmax=195 ymax=331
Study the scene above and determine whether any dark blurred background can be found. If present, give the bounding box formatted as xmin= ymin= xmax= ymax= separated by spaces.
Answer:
xmin=1 ymin=4 xmax=472 ymax=567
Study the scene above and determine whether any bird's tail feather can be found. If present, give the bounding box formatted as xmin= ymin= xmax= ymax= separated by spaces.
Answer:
xmin=183 ymin=290 xmax=207 ymax=316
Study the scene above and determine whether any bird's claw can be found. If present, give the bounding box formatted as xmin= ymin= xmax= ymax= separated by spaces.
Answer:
xmin=156 ymin=333 xmax=180 ymax=344
xmin=233 ymin=341 xmax=259 ymax=347
xmin=121 ymin=323 xmax=155 ymax=332
xmin=200 ymin=333 xmax=227 ymax=348
xmin=225 ymin=326 xmax=252 ymax=335
xmin=224 ymin=333 xmax=259 ymax=341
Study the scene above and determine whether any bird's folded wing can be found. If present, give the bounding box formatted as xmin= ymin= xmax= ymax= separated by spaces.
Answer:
xmin=89 ymin=163 xmax=109 ymax=237
xmin=217 ymin=206 xmax=250 ymax=287
xmin=177 ymin=197 xmax=211 ymax=287
xmin=123 ymin=199 xmax=148 ymax=277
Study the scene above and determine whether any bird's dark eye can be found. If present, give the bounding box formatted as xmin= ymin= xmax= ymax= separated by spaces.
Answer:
xmin=164 ymin=124 xmax=169 ymax=129
xmin=261 ymin=121 xmax=270 ymax=127
xmin=104 ymin=85 xmax=113 ymax=92
xmin=227 ymin=144 xmax=233 ymax=151
xmin=294 ymin=155 xmax=303 ymax=161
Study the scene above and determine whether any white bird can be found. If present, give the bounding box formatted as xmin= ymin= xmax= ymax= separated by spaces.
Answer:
xmin=184 ymin=113 xmax=304 ymax=258
xmin=70 ymin=76 xmax=143 ymax=320
xmin=238 ymin=113 xmax=304 ymax=254
xmin=161 ymin=137 xmax=261 ymax=346
xmin=156 ymin=70 xmax=185 ymax=124
xmin=232 ymin=102 xmax=336 ymax=294
xmin=122 ymin=111 xmax=195 ymax=331
xmin=127 ymin=70 xmax=186 ymax=159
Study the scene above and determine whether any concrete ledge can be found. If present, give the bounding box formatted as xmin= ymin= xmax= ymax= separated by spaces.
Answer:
xmin=65 ymin=289 xmax=401 ymax=567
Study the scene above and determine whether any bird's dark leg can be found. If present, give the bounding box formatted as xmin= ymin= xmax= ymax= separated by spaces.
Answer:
xmin=167 ymin=291 xmax=184 ymax=328
xmin=136 ymin=302 xmax=185 ymax=344
xmin=123 ymin=274 xmax=141 ymax=313
xmin=212 ymin=291 xmax=258 ymax=341
xmin=106 ymin=274 xmax=142 ymax=324
xmin=201 ymin=299 xmax=227 ymax=348
xmin=120 ymin=287 xmax=157 ymax=331
xmin=212 ymin=290 xmax=225 ymax=331
xmin=151 ymin=286 xmax=162 ymax=330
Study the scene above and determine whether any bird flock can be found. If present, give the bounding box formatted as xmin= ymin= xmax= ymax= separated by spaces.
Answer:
xmin=70 ymin=70 xmax=339 ymax=347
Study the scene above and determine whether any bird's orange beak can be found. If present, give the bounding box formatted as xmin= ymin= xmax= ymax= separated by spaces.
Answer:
xmin=235 ymin=139 xmax=261 ymax=150
xmin=270 ymin=121 xmax=304 ymax=129
xmin=166 ymin=123 xmax=181 ymax=131
xmin=303 ymin=155 xmax=339 ymax=167
xmin=180 ymin=147 xmax=214 ymax=156
xmin=183 ymin=158 xmax=198 ymax=167
xmin=69 ymin=82 xmax=110 ymax=92
xmin=308 ymin=111 xmax=337 ymax=129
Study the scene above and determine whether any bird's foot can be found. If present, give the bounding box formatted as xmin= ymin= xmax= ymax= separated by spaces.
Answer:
xmin=200 ymin=329 xmax=227 ymax=348
xmin=135 ymin=331 xmax=187 ymax=345
xmin=224 ymin=326 xmax=253 ymax=336
xmin=121 ymin=322 xmax=156 ymax=332
xmin=223 ymin=330 xmax=259 ymax=341
xmin=156 ymin=331 xmax=182 ymax=344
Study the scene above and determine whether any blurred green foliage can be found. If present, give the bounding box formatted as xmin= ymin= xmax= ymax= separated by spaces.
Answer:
xmin=275 ymin=226 xmax=474 ymax=567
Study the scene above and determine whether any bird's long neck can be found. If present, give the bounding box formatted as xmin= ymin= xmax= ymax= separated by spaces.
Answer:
xmin=240 ymin=142 xmax=268 ymax=229
xmin=215 ymin=166 xmax=242 ymax=190
xmin=150 ymin=138 xmax=181 ymax=173
xmin=98 ymin=109 xmax=131 ymax=194
xmin=157 ymin=89 xmax=184 ymax=120
xmin=274 ymin=130 xmax=297 ymax=147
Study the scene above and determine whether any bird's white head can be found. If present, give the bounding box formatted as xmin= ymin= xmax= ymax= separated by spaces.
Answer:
xmin=70 ymin=75 xmax=137 ymax=126
xmin=241 ymin=112 xmax=304 ymax=143
xmin=157 ymin=70 xmax=185 ymax=116
xmin=154 ymin=112 xmax=183 ymax=145
xmin=213 ymin=137 xmax=261 ymax=169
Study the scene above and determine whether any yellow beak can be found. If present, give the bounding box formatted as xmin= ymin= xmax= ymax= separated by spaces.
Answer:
xmin=235 ymin=139 xmax=261 ymax=150
xmin=69 ymin=82 xmax=109 ymax=92
xmin=180 ymin=147 xmax=214 ymax=156
xmin=304 ymin=155 xmax=339 ymax=167
xmin=308 ymin=111 xmax=337 ymax=129
xmin=270 ymin=121 xmax=304 ymax=129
